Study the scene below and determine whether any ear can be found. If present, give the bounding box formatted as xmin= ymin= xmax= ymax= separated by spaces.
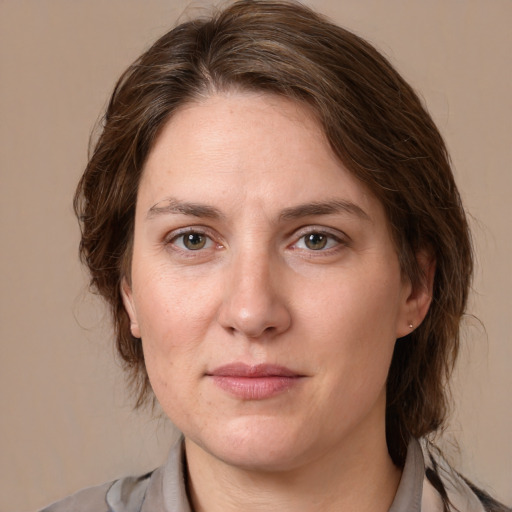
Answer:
xmin=396 ymin=250 xmax=435 ymax=338
xmin=120 ymin=277 xmax=141 ymax=339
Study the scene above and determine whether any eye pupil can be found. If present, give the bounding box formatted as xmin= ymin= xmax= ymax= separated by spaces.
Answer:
xmin=305 ymin=233 xmax=327 ymax=250
xmin=183 ymin=233 xmax=206 ymax=250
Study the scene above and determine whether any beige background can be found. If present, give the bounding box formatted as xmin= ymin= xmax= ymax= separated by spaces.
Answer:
xmin=1 ymin=1 xmax=511 ymax=510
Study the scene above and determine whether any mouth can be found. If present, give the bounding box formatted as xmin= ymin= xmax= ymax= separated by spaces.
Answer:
xmin=206 ymin=363 xmax=305 ymax=400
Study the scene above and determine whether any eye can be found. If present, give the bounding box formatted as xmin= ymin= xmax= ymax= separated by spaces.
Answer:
xmin=171 ymin=231 xmax=214 ymax=251
xmin=303 ymin=233 xmax=329 ymax=250
xmin=293 ymin=230 xmax=344 ymax=251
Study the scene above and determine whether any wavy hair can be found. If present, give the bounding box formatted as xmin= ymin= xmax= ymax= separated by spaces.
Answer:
xmin=75 ymin=0 xmax=473 ymax=467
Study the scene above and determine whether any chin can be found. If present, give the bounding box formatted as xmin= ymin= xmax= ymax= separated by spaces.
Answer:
xmin=189 ymin=416 xmax=314 ymax=472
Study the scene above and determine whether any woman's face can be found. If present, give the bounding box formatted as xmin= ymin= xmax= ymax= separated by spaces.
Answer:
xmin=122 ymin=92 xmax=422 ymax=471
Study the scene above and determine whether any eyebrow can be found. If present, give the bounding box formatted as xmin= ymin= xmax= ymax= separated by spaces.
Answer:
xmin=146 ymin=197 xmax=370 ymax=222
xmin=279 ymin=199 xmax=370 ymax=222
xmin=147 ymin=197 xmax=224 ymax=220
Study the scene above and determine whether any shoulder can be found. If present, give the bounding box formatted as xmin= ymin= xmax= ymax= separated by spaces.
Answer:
xmin=38 ymin=480 xmax=114 ymax=512
xmin=420 ymin=439 xmax=511 ymax=512
xmin=38 ymin=472 xmax=153 ymax=512
xmin=38 ymin=437 xmax=188 ymax=512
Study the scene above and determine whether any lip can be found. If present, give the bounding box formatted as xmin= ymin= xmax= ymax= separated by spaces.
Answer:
xmin=206 ymin=363 xmax=304 ymax=400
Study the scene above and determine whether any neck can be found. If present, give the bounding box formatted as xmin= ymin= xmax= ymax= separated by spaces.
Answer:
xmin=184 ymin=426 xmax=401 ymax=512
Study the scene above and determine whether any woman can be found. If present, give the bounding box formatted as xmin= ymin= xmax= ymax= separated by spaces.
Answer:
xmin=41 ymin=1 xmax=509 ymax=511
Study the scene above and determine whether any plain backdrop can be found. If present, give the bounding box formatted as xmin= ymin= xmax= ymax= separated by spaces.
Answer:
xmin=1 ymin=1 xmax=511 ymax=510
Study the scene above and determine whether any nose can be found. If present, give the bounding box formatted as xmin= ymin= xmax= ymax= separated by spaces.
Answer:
xmin=217 ymin=250 xmax=292 ymax=339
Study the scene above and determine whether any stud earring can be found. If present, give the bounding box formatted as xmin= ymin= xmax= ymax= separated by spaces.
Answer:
xmin=408 ymin=323 xmax=413 ymax=329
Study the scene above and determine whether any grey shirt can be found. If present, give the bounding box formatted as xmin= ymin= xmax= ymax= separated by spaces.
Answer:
xmin=39 ymin=438 xmax=486 ymax=512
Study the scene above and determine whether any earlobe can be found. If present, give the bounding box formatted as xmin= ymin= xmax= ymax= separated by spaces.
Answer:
xmin=396 ymin=251 xmax=435 ymax=338
xmin=120 ymin=277 xmax=141 ymax=339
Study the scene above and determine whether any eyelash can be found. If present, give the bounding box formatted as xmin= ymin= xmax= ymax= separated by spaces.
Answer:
xmin=165 ymin=228 xmax=221 ymax=254
xmin=164 ymin=226 xmax=349 ymax=256
xmin=291 ymin=228 xmax=349 ymax=254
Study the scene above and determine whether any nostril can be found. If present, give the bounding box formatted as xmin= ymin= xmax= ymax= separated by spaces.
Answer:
xmin=217 ymin=270 xmax=292 ymax=339
xmin=246 ymin=325 xmax=277 ymax=339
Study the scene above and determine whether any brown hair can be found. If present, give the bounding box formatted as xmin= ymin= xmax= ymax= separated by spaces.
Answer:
xmin=75 ymin=0 xmax=473 ymax=465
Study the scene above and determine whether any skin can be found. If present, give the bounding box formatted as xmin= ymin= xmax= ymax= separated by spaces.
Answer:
xmin=122 ymin=91 xmax=432 ymax=512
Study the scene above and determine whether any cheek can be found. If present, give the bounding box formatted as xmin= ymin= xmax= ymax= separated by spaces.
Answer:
xmin=305 ymin=269 xmax=403 ymax=340
xmin=303 ymin=270 xmax=402 ymax=391
xmin=130 ymin=268 xmax=217 ymax=384
xmin=133 ymin=261 xmax=219 ymax=337
xmin=138 ymin=295 xmax=206 ymax=424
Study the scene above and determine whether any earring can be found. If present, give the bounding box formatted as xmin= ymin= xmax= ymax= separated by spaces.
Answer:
xmin=408 ymin=323 xmax=413 ymax=329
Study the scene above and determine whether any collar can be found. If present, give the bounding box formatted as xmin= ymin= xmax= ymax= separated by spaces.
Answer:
xmin=389 ymin=438 xmax=425 ymax=512
xmin=106 ymin=437 xmax=429 ymax=512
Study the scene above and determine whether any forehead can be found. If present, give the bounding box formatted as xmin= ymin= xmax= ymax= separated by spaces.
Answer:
xmin=138 ymin=91 xmax=381 ymax=221
xmin=145 ymin=91 xmax=329 ymax=175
